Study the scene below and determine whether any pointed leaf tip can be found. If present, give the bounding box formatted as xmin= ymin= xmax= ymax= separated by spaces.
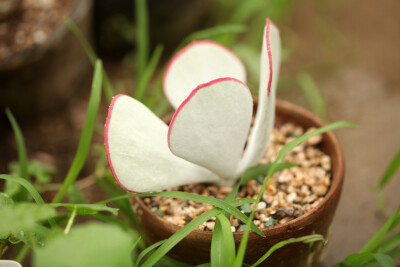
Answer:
xmin=236 ymin=18 xmax=281 ymax=175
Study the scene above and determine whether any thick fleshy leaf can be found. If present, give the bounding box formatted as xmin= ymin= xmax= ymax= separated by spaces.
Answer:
xmin=164 ymin=40 xmax=246 ymax=109
xmin=236 ymin=19 xmax=281 ymax=175
xmin=105 ymin=95 xmax=218 ymax=192
xmin=168 ymin=78 xmax=253 ymax=183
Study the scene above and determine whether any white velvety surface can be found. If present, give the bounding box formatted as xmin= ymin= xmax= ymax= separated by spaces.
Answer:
xmin=236 ymin=19 xmax=281 ymax=175
xmin=164 ymin=41 xmax=247 ymax=109
xmin=105 ymin=95 xmax=219 ymax=192
xmin=168 ymin=78 xmax=253 ymax=184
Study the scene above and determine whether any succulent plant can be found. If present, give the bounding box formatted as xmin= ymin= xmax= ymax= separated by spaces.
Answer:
xmin=104 ymin=18 xmax=281 ymax=192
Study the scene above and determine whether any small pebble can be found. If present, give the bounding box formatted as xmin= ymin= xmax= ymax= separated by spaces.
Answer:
xmin=240 ymin=203 xmax=252 ymax=213
xmin=286 ymin=192 xmax=297 ymax=203
xmin=265 ymin=218 xmax=276 ymax=227
xmin=206 ymin=222 xmax=215 ymax=231
xmin=257 ymin=202 xmax=267 ymax=211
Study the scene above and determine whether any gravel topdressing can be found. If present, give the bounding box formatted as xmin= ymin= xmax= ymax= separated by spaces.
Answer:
xmin=143 ymin=122 xmax=331 ymax=232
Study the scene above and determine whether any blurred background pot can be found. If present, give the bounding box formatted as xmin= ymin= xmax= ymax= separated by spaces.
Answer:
xmin=0 ymin=0 xmax=93 ymax=122
xmin=131 ymin=99 xmax=345 ymax=267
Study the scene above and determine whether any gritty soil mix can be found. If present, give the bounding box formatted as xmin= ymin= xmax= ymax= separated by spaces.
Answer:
xmin=0 ymin=0 xmax=77 ymax=60
xmin=144 ymin=122 xmax=331 ymax=232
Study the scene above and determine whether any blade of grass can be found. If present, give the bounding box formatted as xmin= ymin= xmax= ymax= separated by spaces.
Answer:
xmin=146 ymin=76 xmax=164 ymax=110
xmin=49 ymin=203 xmax=118 ymax=216
xmin=65 ymin=17 xmax=114 ymax=103
xmin=135 ymin=0 xmax=149 ymax=79
xmin=180 ymin=24 xmax=246 ymax=48
xmin=52 ymin=60 xmax=103 ymax=203
xmin=377 ymin=149 xmax=400 ymax=191
xmin=251 ymin=234 xmax=326 ymax=267
xmin=0 ymin=174 xmax=57 ymax=228
xmin=153 ymin=97 xmax=171 ymax=117
xmin=135 ymin=44 xmax=164 ymax=102
xmin=361 ymin=205 xmax=400 ymax=253
xmin=373 ymin=253 xmax=395 ymax=267
xmin=95 ymin=176 xmax=139 ymax=227
xmin=223 ymin=162 xmax=297 ymax=220
xmin=240 ymin=162 xmax=298 ymax=186
xmin=142 ymin=199 xmax=248 ymax=267
xmin=5 ymin=109 xmax=29 ymax=201
xmin=131 ymin=236 xmax=142 ymax=252
xmin=211 ymin=214 xmax=235 ymax=267
xmin=135 ymin=240 xmax=166 ymax=267
xmin=98 ymin=191 xmax=264 ymax=237
xmin=156 ymin=256 xmax=194 ymax=267
xmin=297 ymin=73 xmax=328 ymax=122
xmin=234 ymin=121 xmax=357 ymax=267
xmin=378 ymin=232 xmax=400 ymax=253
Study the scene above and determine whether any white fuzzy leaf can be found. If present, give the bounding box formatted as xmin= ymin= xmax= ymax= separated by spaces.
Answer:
xmin=164 ymin=40 xmax=246 ymax=109
xmin=236 ymin=19 xmax=281 ymax=175
xmin=105 ymin=95 xmax=218 ymax=192
xmin=168 ymin=78 xmax=253 ymax=183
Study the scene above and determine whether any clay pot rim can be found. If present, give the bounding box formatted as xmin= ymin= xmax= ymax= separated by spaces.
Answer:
xmin=134 ymin=99 xmax=345 ymax=240
xmin=0 ymin=0 xmax=92 ymax=71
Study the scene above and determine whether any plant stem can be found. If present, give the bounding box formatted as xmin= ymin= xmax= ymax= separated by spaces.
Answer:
xmin=15 ymin=245 xmax=30 ymax=263
xmin=64 ymin=206 xmax=77 ymax=235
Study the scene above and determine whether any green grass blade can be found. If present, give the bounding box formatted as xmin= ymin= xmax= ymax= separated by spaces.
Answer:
xmin=251 ymin=235 xmax=326 ymax=267
xmin=98 ymin=191 xmax=264 ymax=237
xmin=339 ymin=252 xmax=374 ymax=266
xmin=142 ymin=208 xmax=220 ymax=267
xmin=211 ymin=214 xmax=235 ymax=267
xmin=135 ymin=0 xmax=149 ymax=79
xmin=65 ymin=17 xmax=96 ymax=62
xmin=373 ymin=253 xmax=395 ymax=267
xmin=49 ymin=203 xmax=118 ymax=216
xmin=135 ymin=44 xmax=164 ymax=101
xmin=378 ymin=232 xmax=400 ymax=253
xmin=67 ymin=183 xmax=87 ymax=204
xmin=297 ymin=73 xmax=329 ymax=122
xmin=240 ymin=162 xmax=298 ymax=186
xmin=362 ymin=205 xmax=400 ymax=253
xmin=157 ymin=256 xmax=194 ymax=267
xmin=131 ymin=236 xmax=142 ymax=252
xmin=234 ymin=121 xmax=356 ymax=267
xmin=0 ymin=175 xmax=44 ymax=205
xmin=135 ymin=240 xmax=165 ymax=267
xmin=153 ymin=97 xmax=171 ymax=117
xmin=95 ymin=176 xmax=139 ymax=227
xmin=52 ymin=60 xmax=103 ymax=203
xmin=65 ymin=17 xmax=114 ymax=103
xmin=377 ymin=149 xmax=400 ymax=191
xmin=5 ymin=109 xmax=29 ymax=201
xmin=181 ymin=24 xmax=246 ymax=46
xmin=141 ymin=199 xmax=250 ymax=267
xmin=387 ymin=248 xmax=400 ymax=259
xmin=0 ymin=174 xmax=57 ymax=228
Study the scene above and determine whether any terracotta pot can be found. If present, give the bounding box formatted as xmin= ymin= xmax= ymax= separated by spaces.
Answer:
xmin=0 ymin=0 xmax=93 ymax=121
xmin=132 ymin=99 xmax=345 ymax=267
